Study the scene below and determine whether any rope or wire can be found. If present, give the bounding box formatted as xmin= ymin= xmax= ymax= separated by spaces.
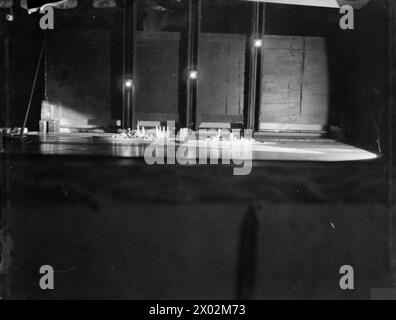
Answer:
xmin=20 ymin=37 xmax=46 ymax=139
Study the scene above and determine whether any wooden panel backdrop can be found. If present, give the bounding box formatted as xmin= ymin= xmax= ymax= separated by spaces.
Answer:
xmin=135 ymin=31 xmax=180 ymax=123
xmin=260 ymin=35 xmax=329 ymax=131
xmin=197 ymin=33 xmax=246 ymax=125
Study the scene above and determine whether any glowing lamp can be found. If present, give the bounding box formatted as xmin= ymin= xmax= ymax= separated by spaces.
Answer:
xmin=253 ymin=39 xmax=263 ymax=48
xmin=189 ymin=71 xmax=198 ymax=80
xmin=124 ymin=79 xmax=133 ymax=89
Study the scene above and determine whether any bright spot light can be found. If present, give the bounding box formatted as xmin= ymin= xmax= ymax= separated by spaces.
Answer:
xmin=124 ymin=79 xmax=133 ymax=88
xmin=254 ymin=39 xmax=263 ymax=48
xmin=189 ymin=71 xmax=198 ymax=80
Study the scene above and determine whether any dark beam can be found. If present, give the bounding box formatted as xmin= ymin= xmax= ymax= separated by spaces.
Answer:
xmin=246 ymin=2 xmax=265 ymax=131
xmin=186 ymin=0 xmax=201 ymax=130
xmin=387 ymin=0 xmax=394 ymax=272
xmin=2 ymin=26 xmax=11 ymax=128
xmin=122 ymin=0 xmax=137 ymax=129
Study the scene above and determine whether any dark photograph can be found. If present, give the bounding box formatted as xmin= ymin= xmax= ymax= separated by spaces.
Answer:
xmin=0 ymin=0 xmax=395 ymax=303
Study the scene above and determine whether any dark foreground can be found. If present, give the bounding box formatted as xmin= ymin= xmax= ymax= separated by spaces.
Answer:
xmin=0 ymin=135 xmax=393 ymax=300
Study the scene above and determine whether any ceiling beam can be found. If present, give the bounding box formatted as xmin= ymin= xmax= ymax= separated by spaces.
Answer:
xmin=242 ymin=0 xmax=370 ymax=9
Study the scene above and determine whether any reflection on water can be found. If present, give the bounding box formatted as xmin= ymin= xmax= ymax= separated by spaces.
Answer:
xmin=38 ymin=139 xmax=147 ymax=158
xmin=1 ymin=133 xmax=380 ymax=163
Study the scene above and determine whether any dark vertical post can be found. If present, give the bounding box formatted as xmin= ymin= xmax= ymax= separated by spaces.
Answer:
xmin=4 ymin=36 xmax=11 ymax=128
xmin=246 ymin=3 xmax=260 ymax=130
xmin=246 ymin=3 xmax=265 ymax=131
xmin=1 ymin=17 xmax=12 ymax=300
xmin=122 ymin=0 xmax=126 ymax=128
xmin=387 ymin=0 xmax=394 ymax=272
xmin=187 ymin=0 xmax=201 ymax=130
xmin=122 ymin=0 xmax=137 ymax=129
xmin=131 ymin=0 xmax=137 ymax=130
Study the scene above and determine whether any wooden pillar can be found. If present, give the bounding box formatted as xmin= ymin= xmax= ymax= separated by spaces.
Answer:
xmin=246 ymin=2 xmax=265 ymax=131
xmin=387 ymin=0 xmax=395 ymax=272
xmin=0 ymin=13 xmax=11 ymax=129
xmin=186 ymin=0 xmax=201 ymax=130
xmin=0 ymin=15 xmax=11 ymax=300
xmin=122 ymin=0 xmax=137 ymax=129
xmin=4 ymin=35 xmax=11 ymax=128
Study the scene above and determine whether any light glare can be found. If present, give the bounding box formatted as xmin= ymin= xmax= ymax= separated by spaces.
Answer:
xmin=254 ymin=39 xmax=263 ymax=48
xmin=189 ymin=71 xmax=198 ymax=80
xmin=124 ymin=79 xmax=133 ymax=88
